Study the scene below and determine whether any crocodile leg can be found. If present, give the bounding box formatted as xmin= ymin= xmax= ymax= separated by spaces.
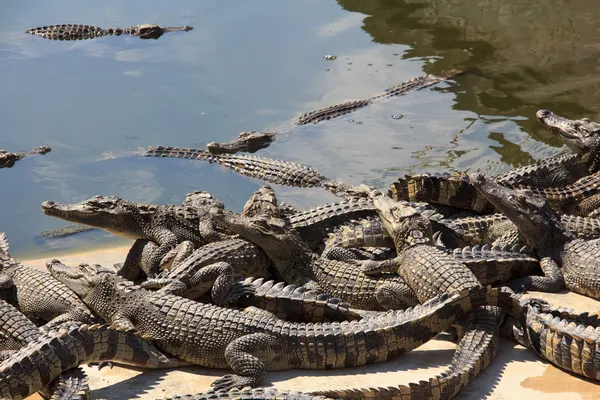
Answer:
xmin=504 ymin=257 xmax=565 ymax=293
xmin=213 ymin=332 xmax=282 ymax=390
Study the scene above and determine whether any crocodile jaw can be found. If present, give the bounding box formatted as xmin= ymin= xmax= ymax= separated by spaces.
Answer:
xmin=537 ymin=109 xmax=600 ymax=154
xmin=46 ymin=259 xmax=96 ymax=298
xmin=41 ymin=196 xmax=125 ymax=230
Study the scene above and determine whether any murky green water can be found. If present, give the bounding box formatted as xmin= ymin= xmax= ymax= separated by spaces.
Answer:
xmin=1 ymin=1 xmax=599 ymax=258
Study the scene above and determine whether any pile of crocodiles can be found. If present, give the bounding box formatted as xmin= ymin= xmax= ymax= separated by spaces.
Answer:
xmin=5 ymin=50 xmax=600 ymax=398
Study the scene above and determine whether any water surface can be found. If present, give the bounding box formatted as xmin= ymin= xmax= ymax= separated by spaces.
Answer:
xmin=1 ymin=1 xmax=598 ymax=258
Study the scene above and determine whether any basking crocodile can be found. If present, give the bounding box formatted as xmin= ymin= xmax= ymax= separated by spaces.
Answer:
xmin=470 ymin=173 xmax=600 ymax=299
xmin=26 ymin=23 xmax=193 ymax=41
xmin=0 ymin=146 xmax=51 ymax=169
xmin=48 ymin=259 xmax=496 ymax=390
xmin=390 ymin=109 xmax=600 ymax=213
xmin=203 ymin=71 xmax=463 ymax=155
xmin=0 ymin=233 xmax=99 ymax=330
xmin=41 ymin=194 xmax=230 ymax=277
xmin=0 ymin=297 xmax=91 ymax=399
xmin=506 ymin=298 xmax=600 ymax=382
xmin=0 ymin=321 xmax=186 ymax=399
xmin=209 ymin=206 xmax=418 ymax=310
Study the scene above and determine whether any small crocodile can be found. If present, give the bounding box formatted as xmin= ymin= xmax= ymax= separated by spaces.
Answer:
xmin=0 ymin=233 xmax=99 ymax=330
xmin=0 ymin=322 xmax=186 ymax=399
xmin=390 ymin=110 xmax=600 ymax=213
xmin=203 ymin=71 xmax=463 ymax=155
xmin=48 ymin=259 xmax=495 ymax=391
xmin=26 ymin=23 xmax=193 ymax=41
xmin=471 ymin=173 xmax=600 ymax=299
xmin=0 ymin=146 xmax=51 ymax=169
xmin=41 ymin=194 xmax=230 ymax=277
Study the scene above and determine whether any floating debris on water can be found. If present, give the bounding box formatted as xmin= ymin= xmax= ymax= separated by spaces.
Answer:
xmin=391 ymin=114 xmax=404 ymax=120
xmin=323 ymin=55 xmax=337 ymax=60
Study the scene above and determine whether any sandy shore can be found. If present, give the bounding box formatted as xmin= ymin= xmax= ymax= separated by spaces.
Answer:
xmin=21 ymin=245 xmax=600 ymax=399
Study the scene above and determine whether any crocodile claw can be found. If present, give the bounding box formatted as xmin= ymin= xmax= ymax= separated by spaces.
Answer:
xmin=211 ymin=374 xmax=255 ymax=390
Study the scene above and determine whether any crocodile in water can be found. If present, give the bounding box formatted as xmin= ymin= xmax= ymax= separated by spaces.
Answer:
xmin=26 ymin=23 xmax=193 ymax=41
xmin=205 ymin=71 xmax=463 ymax=155
xmin=0 ymin=146 xmax=51 ymax=169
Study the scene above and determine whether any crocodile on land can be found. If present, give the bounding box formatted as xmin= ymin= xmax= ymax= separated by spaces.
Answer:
xmin=209 ymin=205 xmax=419 ymax=310
xmin=41 ymin=194 xmax=230 ymax=278
xmin=203 ymin=71 xmax=463 ymax=155
xmin=48 ymin=259 xmax=498 ymax=391
xmin=390 ymin=109 xmax=600 ymax=213
xmin=0 ymin=321 xmax=186 ymax=399
xmin=0 ymin=233 xmax=99 ymax=330
xmin=0 ymin=146 xmax=51 ymax=169
xmin=26 ymin=24 xmax=193 ymax=41
xmin=140 ymin=186 xmax=282 ymax=303
xmin=470 ymin=173 xmax=600 ymax=299
xmin=0 ymin=297 xmax=91 ymax=399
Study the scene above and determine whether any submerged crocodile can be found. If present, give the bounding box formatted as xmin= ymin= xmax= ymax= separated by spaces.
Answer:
xmin=471 ymin=173 xmax=600 ymax=299
xmin=390 ymin=110 xmax=600 ymax=214
xmin=48 ymin=259 xmax=498 ymax=391
xmin=203 ymin=70 xmax=463 ymax=154
xmin=0 ymin=146 xmax=50 ymax=169
xmin=26 ymin=23 xmax=193 ymax=41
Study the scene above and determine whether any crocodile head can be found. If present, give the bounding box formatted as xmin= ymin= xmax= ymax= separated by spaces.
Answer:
xmin=370 ymin=191 xmax=433 ymax=250
xmin=41 ymin=196 xmax=143 ymax=237
xmin=206 ymin=132 xmax=276 ymax=155
xmin=537 ymin=109 xmax=600 ymax=162
xmin=209 ymin=208 xmax=291 ymax=251
xmin=47 ymin=259 xmax=114 ymax=299
xmin=470 ymin=173 xmax=573 ymax=249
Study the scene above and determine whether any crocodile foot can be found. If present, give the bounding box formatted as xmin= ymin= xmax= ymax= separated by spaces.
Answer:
xmin=211 ymin=374 xmax=256 ymax=391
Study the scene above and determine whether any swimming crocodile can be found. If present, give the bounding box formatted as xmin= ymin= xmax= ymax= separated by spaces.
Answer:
xmin=471 ymin=173 xmax=600 ymax=299
xmin=48 ymin=259 xmax=499 ymax=391
xmin=390 ymin=110 xmax=600 ymax=214
xmin=26 ymin=23 xmax=193 ymax=41
xmin=0 ymin=146 xmax=51 ymax=169
xmin=202 ymin=71 xmax=463 ymax=155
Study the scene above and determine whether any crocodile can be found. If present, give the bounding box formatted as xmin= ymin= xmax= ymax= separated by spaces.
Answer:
xmin=505 ymin=298 xmax=600 ymax=382
xmin=390 ymin=110 xmax=600 ymax=213
xmin=48 ymin=259 xmax=497 ymax=391
xmin=0 ymin=321 xmax=186 ymax=399
xmin=392 ymin=169 xmax=600 ymax=217
xmin=26 ymin=23 xmax=193 ymax=41
xmin=0 ymin=146 xmax=51 ymax=169
xmin=0 ymin=233 xmax=99 ymax=330
xmin=204 ymin=71 xmax=463 ymax=155
xmin=209 ymin=206 xmax=419 ymax=310
xmin=0 ymin=297 xmax=91 ymax=400
xmin=41 ymin=194 xmax=230 ymax=277
xmin=470 ymin=173 xmax=600 ymax=299
xmin=140 ymin=186 xmax=282 ymax=302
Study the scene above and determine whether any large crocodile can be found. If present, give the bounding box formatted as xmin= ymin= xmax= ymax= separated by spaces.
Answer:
xmin=390 ymin=110 xmax=600 ymax=214
xmin=203 ymin=71 xmax=463 ymax=155
xmin=26 ymin=23 xmax=193 ymax=41
xmin=0 ymin=146 xmax=51 ymax=169
xmin=470 ymin=173 xmax=600 ymax=299
xmin=48 ymin=259 xmax=498 ymax=391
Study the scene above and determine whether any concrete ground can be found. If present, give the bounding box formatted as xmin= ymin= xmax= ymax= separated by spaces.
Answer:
xmin=23 ymin=246 xmax=600 ymax=399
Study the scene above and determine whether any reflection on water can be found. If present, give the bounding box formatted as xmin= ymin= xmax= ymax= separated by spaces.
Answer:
xmin=1 ymin=0 xmax=599 ymax=257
